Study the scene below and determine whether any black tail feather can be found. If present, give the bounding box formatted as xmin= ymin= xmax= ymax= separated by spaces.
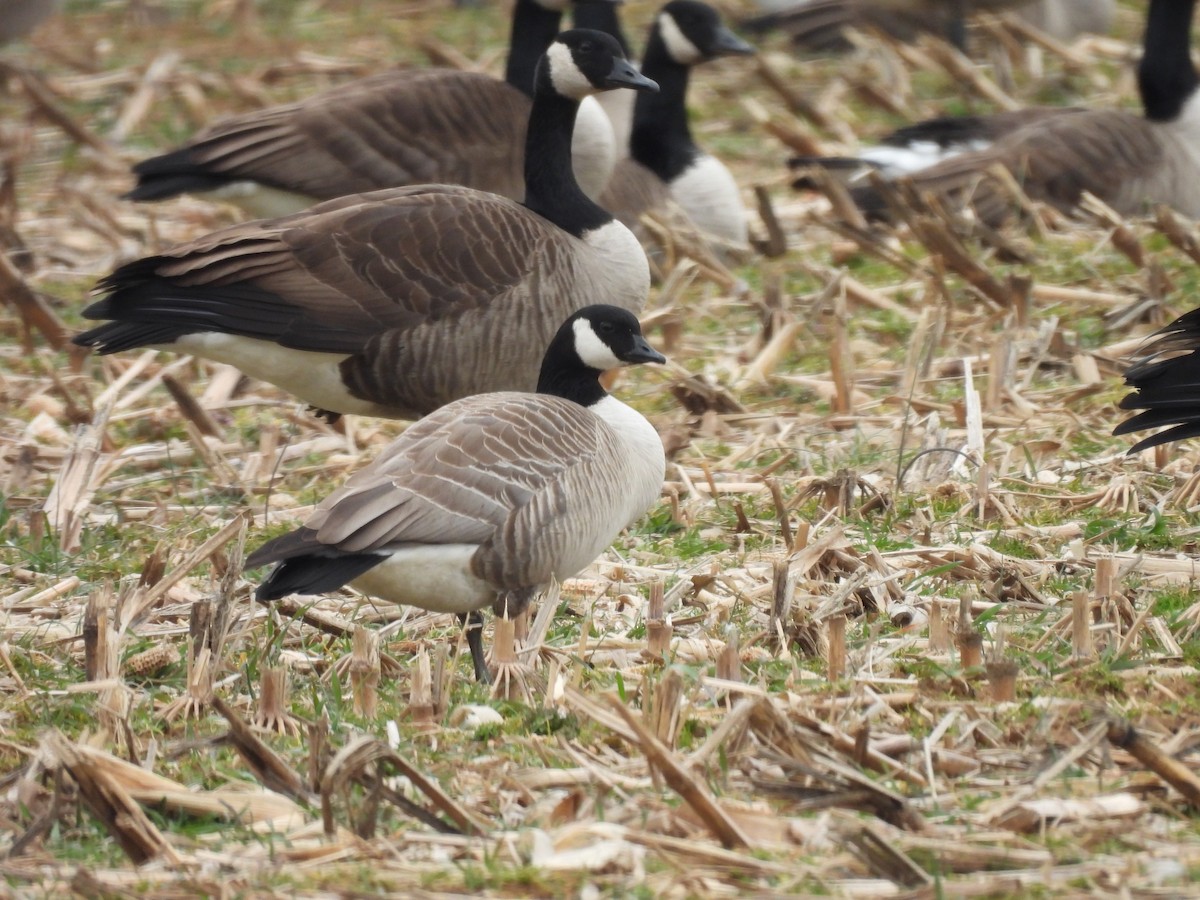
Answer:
xmin=253 ymin=551 xmax=385 ymax=601
xmin=1114 ymin=310 xmax=1200 ymax=452
xmin=125 ymin=147 xmax=237 ymax=202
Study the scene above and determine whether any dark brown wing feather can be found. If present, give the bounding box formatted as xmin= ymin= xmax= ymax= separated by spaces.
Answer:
xmin=132 ymin=71 xmax=532 ymax=202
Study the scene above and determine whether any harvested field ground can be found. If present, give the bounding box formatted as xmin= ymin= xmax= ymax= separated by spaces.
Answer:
xmin=3 ymin=0 xmax=1200 ymax=896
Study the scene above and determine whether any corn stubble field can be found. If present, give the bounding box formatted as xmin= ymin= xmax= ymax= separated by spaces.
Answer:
xmin=6 ymin=0 xmax=1200 ymax=895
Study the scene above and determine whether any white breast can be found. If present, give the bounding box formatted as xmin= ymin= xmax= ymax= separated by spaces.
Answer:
xmin=573 ymin=97 xmax=618 ymax=200
xmin=590 ymin=394 xmax=667 ymax=530
xmin=581 ymin=219 xmax=652 ymax=310
xmin=669 ymin=154 xmax=748 ymax=246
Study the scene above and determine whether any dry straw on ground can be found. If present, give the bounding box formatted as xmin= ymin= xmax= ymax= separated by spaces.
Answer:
xmin=2 ymin=1 xmax=1200 ymax=896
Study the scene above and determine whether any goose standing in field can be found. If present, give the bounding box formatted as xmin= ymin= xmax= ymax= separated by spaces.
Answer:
xmin=246 ymin=305 xmax=667 ymax=682
xmin=73 ymin=31 xmax=658 ymax=421
xmin=599 ymin=0 xmax=756 ymax=249
xmin=1114 ymin=308 xmax=1200 ymax=453
xmin=742 ymin=0 xmax=1113 ymax=53
xmin=124 ymin=0 xmax=619 ymax=215
xmin=795 ymin=0 xmax=1200 ymax=226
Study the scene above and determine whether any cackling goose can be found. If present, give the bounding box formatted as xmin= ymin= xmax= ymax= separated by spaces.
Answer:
xmin=246 ymin=304 xmax=667 ymax=682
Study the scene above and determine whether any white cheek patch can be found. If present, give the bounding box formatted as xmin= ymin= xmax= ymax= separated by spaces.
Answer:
xmin=573 ymin=318 xmax=623 ymax=370
xmin=546 ymin=41 xmax=596 ymax=101
xmin=659 ymin=13 xmax=703 ymax=65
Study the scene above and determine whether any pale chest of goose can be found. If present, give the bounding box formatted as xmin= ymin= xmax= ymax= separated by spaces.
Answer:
xmin=75 ymin=31 xmax=657 ymax=422
xmin=247 ymin=305 xmax=667 ymax=682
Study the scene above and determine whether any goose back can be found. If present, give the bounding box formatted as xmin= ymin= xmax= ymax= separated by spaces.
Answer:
xmin=125 ymin=1 xmax=618 ymax=213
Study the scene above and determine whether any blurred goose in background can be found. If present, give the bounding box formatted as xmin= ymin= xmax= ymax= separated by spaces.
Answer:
xmin=1115 ymin=308 xmax=1200 ymax=454
xmin=793 ymin=0 xmax=1200 ymax=226
xmin=0 ymin=0 xmax=61 ymax=46
xmin=124 ymin=0 xmax=619 ymax=216
xmin=247 ymin=305 xmax=667 ymax=683
xmin=75 ymin=32 xmax=658 ymax=422
xmin=599 ymin=0 xmax=755 ymax=249
xmin=574 ymin=0 xmax=637 ymax=157
xmin=742 ymin=0 xmax=1113 ymax=52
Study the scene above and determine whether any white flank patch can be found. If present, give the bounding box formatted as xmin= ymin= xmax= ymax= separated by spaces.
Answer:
xmin=173 ymin=333 xmax=394 ymax=417
xmin=659 ymin=12 xmax=703 ymax=65
xmin=349 ymin=544 xmax=495 ymax=614
xmin=858 ymin=139 xmax=989 ymax=177
xmin=669 ymin=154 xmax=748 ymax=245
xmin=572 ymin=318 xmax=623 ymax=371
xmin=205 ymin=181 xmax=316 ymax=219
xmin=546 ymin=41 xmax=595 ymax=101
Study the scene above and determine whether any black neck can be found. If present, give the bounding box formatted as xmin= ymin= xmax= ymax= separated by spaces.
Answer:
xmin=1138 ymin=0 xmax=1198 ymax=121
xmin=573 ymin=3 xmax=631 ymax=57
xmin=629 ymin=26 xmax=698 ymax=181
xmin=536 ymin=349 xmax=607 ymax=406
xmin=505 ymin=0 xmax=564 ymax=97
xmin=522 ymin=89 xmax=614 ymax=237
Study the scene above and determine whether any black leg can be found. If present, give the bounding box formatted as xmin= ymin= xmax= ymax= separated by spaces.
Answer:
xmin=458 ymin=611 xmax=491 ymax=684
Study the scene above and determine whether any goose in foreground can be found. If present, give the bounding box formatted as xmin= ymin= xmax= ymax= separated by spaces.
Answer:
xmin=123 ymin=0 xmax=618 ymax=215
xmin=796 ymin=0 xmax=1200 ymax=226
xmin=246 ymin=305 xmax=667 ymax=682
xmin=74 ymin=31 xmax=657 ymax=422
xmin=1114 ymin=309 xmax=1200 ymax=454
xmin=600 ymin=0 xmax=755 ymax=248
xmin=742 ymin=0 xmax=1113 ymax=53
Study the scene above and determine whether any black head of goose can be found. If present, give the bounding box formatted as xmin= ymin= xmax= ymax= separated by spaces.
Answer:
xmin=123 ymin=0 xmax=620 ymax=215
xmin=797 ymin=0 xmax=1200 ymax=225
xmin=246 ymin=304 xmax=667 ymax=683
xmin=1114 ymin=308 xmax=1200 ymax=453
xmin=606 ymin=0 xmax=755 ymax=246
xmin=74 ymin=30 xmax=659 ymax=423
